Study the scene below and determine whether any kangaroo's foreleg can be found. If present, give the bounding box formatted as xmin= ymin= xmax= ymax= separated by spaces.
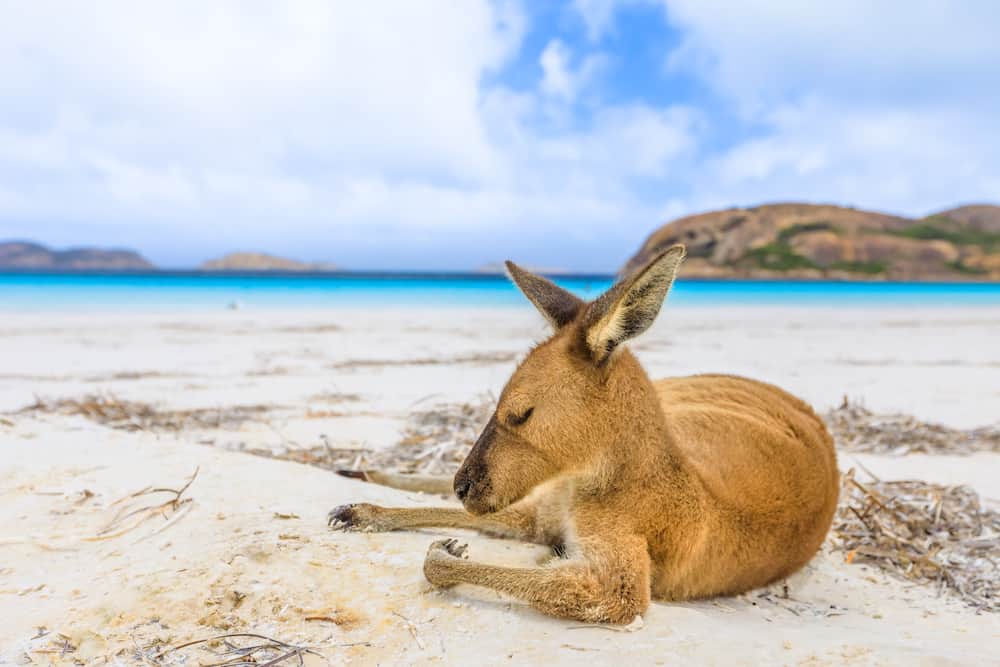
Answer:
xmin=336 ymin=470 xmax=454 ymax=495
xmin=327 ymin=501 xmax=542 ymax=542
xmin=422 ymin=536 xmax=651 ymax=624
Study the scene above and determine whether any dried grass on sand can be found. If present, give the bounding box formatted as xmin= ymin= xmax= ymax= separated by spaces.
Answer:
xmin=833 ymin=469 xmax=998 ymax=612
xmin=370 ymin=396 xmax=494 ymax=475
xmin=20 ymin=393 xmax=274 ymax=432
xmin=236 ymin=396 xmax=494 ymax=476
xmin=825 ymin=398 xmax=1000 ymax=456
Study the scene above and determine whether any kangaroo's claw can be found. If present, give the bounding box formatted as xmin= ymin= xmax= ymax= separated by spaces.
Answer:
xmin=429 ymin=538 xmax=469 ymax=559
xmin=336 ymin=470 xmax=371 ymax=482
xmin=327 ymin=502 xmax=387 ymax=532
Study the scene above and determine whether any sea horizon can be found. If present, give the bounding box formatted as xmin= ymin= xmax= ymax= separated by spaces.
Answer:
xmin=3 ymin=269 xmax=1000 ymax=311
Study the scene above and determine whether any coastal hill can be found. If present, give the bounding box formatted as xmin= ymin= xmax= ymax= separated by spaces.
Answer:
xmin=200 ymin=252 xmax=338 ymax=272
xmin=622 ymin=203 xmax=1000 ymax=281
xmin=0 ymin=241 xmax=153 ymax=270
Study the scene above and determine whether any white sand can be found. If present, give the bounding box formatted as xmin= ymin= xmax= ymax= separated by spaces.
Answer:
xmin=1 ymin=305 xmax=998 ymax=665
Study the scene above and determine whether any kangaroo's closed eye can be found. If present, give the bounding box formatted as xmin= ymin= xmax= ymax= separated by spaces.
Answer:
xmin=508 ymin=407 xmax=534 ymax=426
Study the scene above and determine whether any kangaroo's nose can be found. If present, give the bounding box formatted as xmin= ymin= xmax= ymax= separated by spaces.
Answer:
xmin=454 ymin=478 xmax=471 ymax=501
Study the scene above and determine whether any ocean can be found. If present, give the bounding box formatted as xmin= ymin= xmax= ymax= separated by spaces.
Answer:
xmin=2 ymin=271 xmax=1000 ymax=311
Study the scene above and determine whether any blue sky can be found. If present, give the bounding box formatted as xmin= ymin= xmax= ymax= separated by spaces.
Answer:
xmin=1 ymin=1 xmax=998 ymax=271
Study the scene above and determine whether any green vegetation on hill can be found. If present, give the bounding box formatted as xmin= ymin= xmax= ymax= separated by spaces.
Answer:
xmin=828 ymin=260 xmax=887 ymax=274
xmin=946 ymin=260 xmax=988 ymax=275
xmin=745 ymin=243 xmax=888 ymax=275
xmin=745 ymin=221 xmax=888 ymax=274
xmin=890 ymin=216 xmax=1000 ymax=249
xmin=745 ymin=243 xmax=818 ymax=271
xmin=745 ymin=220 xmax=889 ymax=275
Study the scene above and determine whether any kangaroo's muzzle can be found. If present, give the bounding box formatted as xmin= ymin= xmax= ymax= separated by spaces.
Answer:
xmin=454 ymin=415 xmax=497 ymax=514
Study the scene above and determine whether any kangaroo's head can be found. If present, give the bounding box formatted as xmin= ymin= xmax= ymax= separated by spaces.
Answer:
xmin=454 ymin=245 xmax=686 ymax=514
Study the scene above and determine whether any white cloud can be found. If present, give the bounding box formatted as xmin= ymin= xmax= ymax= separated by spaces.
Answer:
xmin=0 ymin=2 xmax=521 ymax=215
xmin=0 ymin=0 xmax=699 ymax=270
xmin=517 ymin=1 xmax=1000 ymax=230
xmin=649 ymin=1 xmax=1000 ymax=218
xmin=1 ymin=1 xmax=998 ymax=270
xmin=572 ymin=0 xmax=622 ymax=41
xmin=533 ymin=105 xmax=697 ymax=181
xmin=696 ymin=100 xmax=999 ymax=215
xmin=661 ymin=1 xmax=1000 ymax=111
xmin=540 ymin=40 xmax=576 ymax=100
xmin=539 ymin=40 xmax=606 ymax=104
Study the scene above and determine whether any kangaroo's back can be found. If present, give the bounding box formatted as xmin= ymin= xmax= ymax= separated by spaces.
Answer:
xmin=649 ymin=374 xmax=839 ymax=596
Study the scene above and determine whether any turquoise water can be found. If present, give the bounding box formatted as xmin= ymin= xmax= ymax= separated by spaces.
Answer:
xmin=2 ymin=272 xmax=1000 ymax=310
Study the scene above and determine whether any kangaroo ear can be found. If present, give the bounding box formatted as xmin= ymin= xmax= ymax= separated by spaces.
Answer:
xmin=505 ymin=261 xmax=584 ymax=329
xmin=582 ymin=245 xmax=685 ymax=365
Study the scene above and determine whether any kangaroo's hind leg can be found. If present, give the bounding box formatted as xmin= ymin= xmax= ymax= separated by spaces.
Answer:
xmin=336 ymin=470 xmax=454 ymax=495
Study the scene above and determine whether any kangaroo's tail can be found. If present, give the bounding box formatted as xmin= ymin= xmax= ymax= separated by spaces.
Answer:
xmin=336 ymin=470 xmax=455 ymax=495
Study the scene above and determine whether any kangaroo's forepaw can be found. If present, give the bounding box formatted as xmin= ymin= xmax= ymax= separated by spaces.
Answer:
xmin=433 ymin=538 xmax=469 ymax=558
xmin=423 ymin=538 xmax=469 ymax=588
xmin=327 ymin=503 xmax=388 ymax=532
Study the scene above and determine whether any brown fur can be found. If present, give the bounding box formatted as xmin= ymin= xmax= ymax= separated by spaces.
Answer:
xmin=329 ymin=245 xmax=839 ymax=623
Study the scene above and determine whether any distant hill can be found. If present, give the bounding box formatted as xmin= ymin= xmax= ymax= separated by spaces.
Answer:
xmin=622 ymin=203 xmax=1000 ymax=281
xmin=0 ymin=241 xmax=153 ymax=270
xmin=200 ymin=252 xmax=338 ymax=272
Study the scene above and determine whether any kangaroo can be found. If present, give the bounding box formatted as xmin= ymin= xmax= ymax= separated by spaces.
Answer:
xmin=329 ymin=245 xmax=839 ymax=623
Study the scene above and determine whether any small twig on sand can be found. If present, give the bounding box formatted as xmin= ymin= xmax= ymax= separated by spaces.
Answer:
xmin=86 ymin=468 xmax=199 ymax=541
xmin=392 ymin=612 xmax=425 ymax=651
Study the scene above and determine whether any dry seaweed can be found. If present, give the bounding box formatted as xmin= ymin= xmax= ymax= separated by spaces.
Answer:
xmin=330 ymin=351 xmax=515 ymax=370
xmin=240 ymin=396 xmax=493 ymax=476
xmin=825 ymin=398 xmax=1000 ymax=456
xmin=30 ymin=632 xmax=77 ymax=658
xmin=309 ymin=391 xmax=362 ymax=404
xmin=342 ymin=395 xmax=493 ymax=476
xmin=150 ymin=632 xmax=326 ymax=667
xmin=19 ymin=393 xmax=275 ymax=433
xmin=378 ymin=396 xmax=493 ymax=475
xmin=833 ymin=469 xmax=999 ymax=612
xmin=274 ymin=323 xmax=343 ymax=334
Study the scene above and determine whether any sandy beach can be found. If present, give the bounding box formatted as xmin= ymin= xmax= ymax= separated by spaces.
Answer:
xmin=2 ymin=305 xmax=998 ymax=665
